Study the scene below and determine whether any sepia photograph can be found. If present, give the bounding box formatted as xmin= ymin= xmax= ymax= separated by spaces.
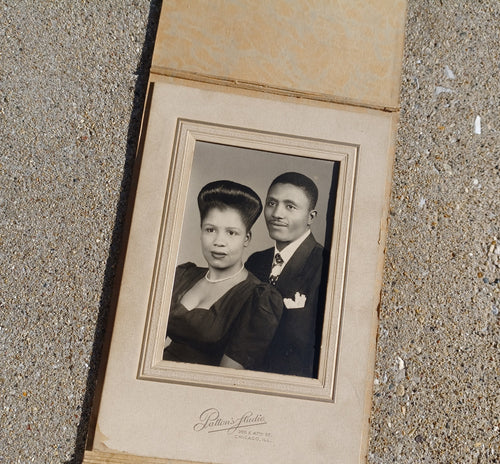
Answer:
xmin=164 ymin=140 xmax=339 ymax=379
xmin=138 ymin=119 xmax=357 ymax=400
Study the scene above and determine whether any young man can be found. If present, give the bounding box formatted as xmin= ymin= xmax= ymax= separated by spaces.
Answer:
xmin=246 ymin=172 xmax=327 ymax=378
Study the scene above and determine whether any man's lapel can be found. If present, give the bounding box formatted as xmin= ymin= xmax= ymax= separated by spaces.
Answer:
xmin=276 ymin=234 xmax=317 ymax=294
xmin=251 ymin=247 xmax=274 ymax=283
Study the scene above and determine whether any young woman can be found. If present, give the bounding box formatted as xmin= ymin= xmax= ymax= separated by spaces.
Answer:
xmin=163 ymin=180 xmax=282 ymax=370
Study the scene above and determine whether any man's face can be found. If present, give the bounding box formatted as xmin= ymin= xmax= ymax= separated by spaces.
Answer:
xmin=264 ymin=183 xmax=316 ymax=250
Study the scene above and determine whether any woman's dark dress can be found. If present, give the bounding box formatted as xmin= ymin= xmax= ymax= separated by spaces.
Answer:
xmin=163 ymin=263 xmax=282 ymax=370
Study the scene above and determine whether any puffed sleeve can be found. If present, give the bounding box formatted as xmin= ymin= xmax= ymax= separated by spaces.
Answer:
xmin=224 ymin=283 xmax=283 ymax=370
xmin=174 ymin=262 xmax=197 ymax=283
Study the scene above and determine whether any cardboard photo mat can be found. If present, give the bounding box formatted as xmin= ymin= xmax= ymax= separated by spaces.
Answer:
xmin=85 ymin=81 xmax=397 ymax=464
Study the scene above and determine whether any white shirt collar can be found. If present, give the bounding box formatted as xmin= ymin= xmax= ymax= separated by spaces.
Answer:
xmin=273 ymin=229 xmax=311 ymax=266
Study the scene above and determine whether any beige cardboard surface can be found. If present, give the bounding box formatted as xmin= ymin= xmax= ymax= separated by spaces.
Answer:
xmin=90 ymin=82 xmax=397 ymax=463
xmin=151 ymin=0 xmax=407 ymax=110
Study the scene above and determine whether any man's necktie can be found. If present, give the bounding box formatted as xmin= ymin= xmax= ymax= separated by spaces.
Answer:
xmin=269 ymin=253 xmax=284 ymax=285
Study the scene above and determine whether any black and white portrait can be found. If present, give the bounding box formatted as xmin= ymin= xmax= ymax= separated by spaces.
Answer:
xmin=162 ymin=140 xmax=339 ymax=379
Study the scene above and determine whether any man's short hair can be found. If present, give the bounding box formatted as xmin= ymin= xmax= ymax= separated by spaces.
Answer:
xmin=269 ymin=172 xmax=318 ymax=210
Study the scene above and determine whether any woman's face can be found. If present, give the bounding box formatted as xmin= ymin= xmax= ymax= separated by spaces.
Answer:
xmin=201 ymin=207 xmax=250 ymax=274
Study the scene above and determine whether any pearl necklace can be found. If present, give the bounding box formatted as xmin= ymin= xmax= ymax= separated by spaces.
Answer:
xmin=204 ymin=265 xmax=245 ymax=283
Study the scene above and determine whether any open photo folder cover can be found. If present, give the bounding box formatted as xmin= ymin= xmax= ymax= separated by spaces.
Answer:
xmin=84 ymin=2 xmax=406 ymax=463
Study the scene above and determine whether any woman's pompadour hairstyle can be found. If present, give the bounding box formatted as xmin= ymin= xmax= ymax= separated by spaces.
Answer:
xmin=197 ymin=180 xmax=263 ymax=231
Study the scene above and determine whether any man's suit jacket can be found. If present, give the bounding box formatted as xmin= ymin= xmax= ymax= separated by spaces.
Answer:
xmin=245 ymin=233 xmax=327 ymax=378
